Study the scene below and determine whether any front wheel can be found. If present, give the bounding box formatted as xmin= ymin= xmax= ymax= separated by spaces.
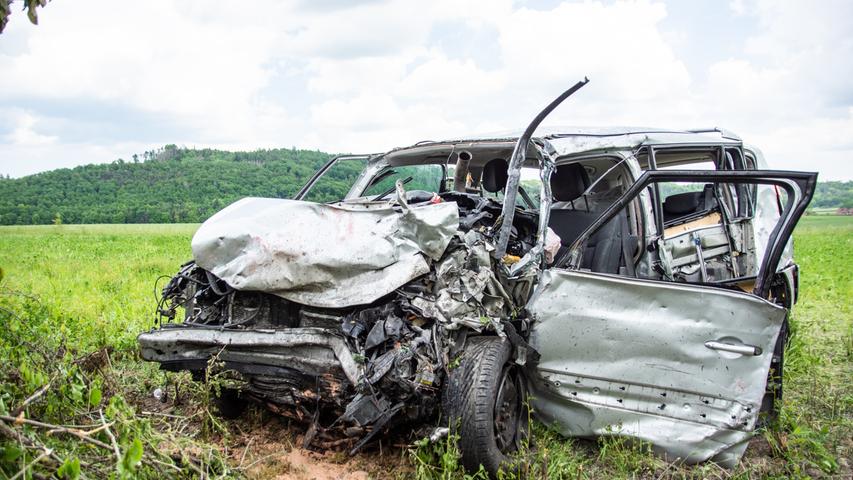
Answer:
xmin=442 ymin=336 xmax=528 ymax=477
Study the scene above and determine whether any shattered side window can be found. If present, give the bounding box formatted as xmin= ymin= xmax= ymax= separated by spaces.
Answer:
xmin=301 ymin=157 xmax=368 ymax=203
xmin=362 ymin=164 xmax=445 ymax=198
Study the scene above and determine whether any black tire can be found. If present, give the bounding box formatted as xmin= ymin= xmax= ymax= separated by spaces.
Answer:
xmin=213 ymin=387 xmax=247 ymax=419
xmin=442 ymin=336 xmax=528 ymax=477
xmin=758 ymin=317 xmax=787 ymax=427
xmin=759 ymin=278 xmax=793 ymax=428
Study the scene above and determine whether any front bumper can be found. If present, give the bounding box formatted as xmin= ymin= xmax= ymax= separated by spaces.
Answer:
xmin=138 ymin=325 xmax=362 ymax=386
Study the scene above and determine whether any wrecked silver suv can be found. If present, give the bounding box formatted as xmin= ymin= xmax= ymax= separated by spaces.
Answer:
xmin=139 ymin=80 xmax=817 ymax=475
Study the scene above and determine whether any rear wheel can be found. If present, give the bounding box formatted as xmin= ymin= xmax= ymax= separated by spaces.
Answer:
xmin=442 ymin=336 xmax=528 ymax=477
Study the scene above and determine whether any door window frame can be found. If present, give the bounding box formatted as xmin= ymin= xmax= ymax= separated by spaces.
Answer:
xmin=560 ymin=169 xmax=816 ymax=298
xmin=294 ymin=154 xmax=375 ymax=201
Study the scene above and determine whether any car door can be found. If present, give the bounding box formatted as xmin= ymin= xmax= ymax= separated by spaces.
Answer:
xmin=526 ymin=170 xmax=817 ymax=467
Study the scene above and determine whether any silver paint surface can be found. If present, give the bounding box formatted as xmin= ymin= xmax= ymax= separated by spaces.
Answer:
xmin=191 ymin=197 xmax=458 ymax=308
xmin=139 ymin=327 xmax=363 ymax=385
xmin=527 ymin=269 xmax=786 ymax=465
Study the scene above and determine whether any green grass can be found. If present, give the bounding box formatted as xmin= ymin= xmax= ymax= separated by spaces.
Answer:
xmin=0 ymin=223 xmax=197 ymax=352
xmin=0 ymin=217 xmax=851 ymax=479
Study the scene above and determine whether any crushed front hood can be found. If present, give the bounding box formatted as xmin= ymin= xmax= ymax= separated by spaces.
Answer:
xmin=191 ymin=197 xmax=459 ymax=308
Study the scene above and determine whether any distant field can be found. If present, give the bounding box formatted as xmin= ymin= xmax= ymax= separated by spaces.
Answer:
xmin=807 ymin=207 xmax=849 ymax=216
xmin=0 ymin=223 xmax=200 ymax=235
xmin=0 ymin=217 xmax=850 ymax=478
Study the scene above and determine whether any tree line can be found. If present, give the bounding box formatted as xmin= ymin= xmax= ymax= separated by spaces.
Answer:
xmin=0 ymin=146 xmax=349 ymax=225
xmin=0 ymin=147 xmax=851 ymax=225
xmin=809 ymin=181 xmax=853 ymax=210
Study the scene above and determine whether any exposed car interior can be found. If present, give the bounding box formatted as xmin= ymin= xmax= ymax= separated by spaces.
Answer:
xmin=357 ymin=144 xmax=642 ymax=274
xmin=348 ymin=142 xmax=770 ymax=286
xmin=662 ymin=184 xmax=718 ymax=225
xmin=546 ymin=157 xmax=639 ymax=274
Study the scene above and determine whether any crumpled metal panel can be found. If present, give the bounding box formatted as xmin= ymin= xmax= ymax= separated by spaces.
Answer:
xmin=547 ymin=129 xmax=742 ymax=158
xmin=527 ymin=269 xmax=786 ymax=466
xmin=191 ymin=197 xmax=458 ymax=308
xmin=411 ymin=230 xmax=515 ymax=331
xmin=138 ymin=326 xmax=363 ymax=385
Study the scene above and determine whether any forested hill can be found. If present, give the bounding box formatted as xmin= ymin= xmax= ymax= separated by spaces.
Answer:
xmin=0 ymin=146 xmax=345 ymax=224
xmin=1 ymin=146 xmax=851 ymax=225
xmin=810 ymin=181 xmax=853 ymax=210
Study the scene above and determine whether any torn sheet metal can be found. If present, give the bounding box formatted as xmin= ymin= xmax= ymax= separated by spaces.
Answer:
xmin=494 ymin=78 xmax=589 ymax=259
xmin=526 ymin=269 xmax=786 ymax=466
xmin=191 ymin=197 xmax=458 ymax=308
xmin=138 ymin=326 xmax=364 ymax=385
xmin=145 ymin=190 xmax=537 ymax=453
xmin=411 ymin=230 xmax=515 ymax=332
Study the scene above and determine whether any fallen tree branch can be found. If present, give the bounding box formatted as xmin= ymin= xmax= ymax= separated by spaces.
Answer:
xmin=170 ymin=453 xmax=206 ymax=477
xmin=62 ymin=420 xmax=114 ymax=437
xmin=238 ymin=437 xmax=254 ymax=469
xmin=0 ymin=414 xmax=113 ymax=450
xmin=10 ymin=447 xmax=53 ymax=480
xmin=140 ymin=410 xmax=189 ymax=420
xmin=0 ymin=421 xmax=64 ymax=467
xmin=0 ymin=289 xmax=42 ymax=302
xmin=150 ymin=457 xmax=183 ymax=473
xmin=237 ymin=451 xmax=281 ymax=472
xmin=0 ymin=305 xmax=23 ymax=322
xmin=12 ymin=376 xmax=56 ymax=416
xmin=99 ymin=409 xmax=122 ymax=468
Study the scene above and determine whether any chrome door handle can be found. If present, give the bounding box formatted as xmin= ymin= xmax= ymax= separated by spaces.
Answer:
xmin=704 ymin=341 xmax=762 ymax=356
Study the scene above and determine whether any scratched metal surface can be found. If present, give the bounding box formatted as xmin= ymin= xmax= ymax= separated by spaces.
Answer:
xmin=527 ymin=268 xmax=786 ymax=465
xmin=191 ymin=196 xmax=458 ymax=308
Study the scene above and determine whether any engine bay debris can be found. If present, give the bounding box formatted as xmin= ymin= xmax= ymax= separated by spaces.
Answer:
xmin=141 ymin=187 xmax=540 ymax=453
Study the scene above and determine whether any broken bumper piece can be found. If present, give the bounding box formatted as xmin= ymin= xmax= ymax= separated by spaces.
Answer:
xmin=138 ymin=326 xmax=362 ymax=386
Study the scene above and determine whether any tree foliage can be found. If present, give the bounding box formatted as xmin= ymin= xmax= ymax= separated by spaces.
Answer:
xmin=1 ymin=149 xmax=850 ymax=225
xmin=0 ymin=146 xmax=344 ymax=224
xmin=0 ymin=0 xmax=49 ymax=33
xmin=811 ymin=181 xmax=853 ymax=209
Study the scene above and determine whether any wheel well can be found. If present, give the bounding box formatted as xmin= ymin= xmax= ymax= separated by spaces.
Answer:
xmin=769 ymin=273 xmax=794 ymax=309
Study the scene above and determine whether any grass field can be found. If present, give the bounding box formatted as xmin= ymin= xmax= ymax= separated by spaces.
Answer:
xmin=0 ymin=217 xmax=850 ymax=479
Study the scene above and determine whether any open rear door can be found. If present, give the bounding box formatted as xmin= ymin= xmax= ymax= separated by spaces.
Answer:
xmin=527 ymin=170 xmax=816 ymax=466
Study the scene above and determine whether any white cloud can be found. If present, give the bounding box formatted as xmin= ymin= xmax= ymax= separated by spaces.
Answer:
xmin=282 ymin=1 xmax=433 ymax=59
xmin=304 ymin=53 xmax=418 ymax=96
xmin=729 ymin=0 xmax=747 ymax=16
xmin=498 ymin=1 xmax=690 ymax=99
xmin=0 ymin=0 xmax=850 ymax=180
xmin=0 ymin=1 xmax=280 ymax=143
xmin=395 ymin=52 xmax=506 ymax=101
xmin=695 ymin=0 xmax=853 ymax=177
xmin=2 ymin=111 xmax=57 ymax=146
xmin=308 ymin=92 xmax=467 ymax=153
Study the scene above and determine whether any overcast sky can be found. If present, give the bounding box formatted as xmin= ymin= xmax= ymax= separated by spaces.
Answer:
xmin=1 ymin=0 xmax=851 ymax=179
